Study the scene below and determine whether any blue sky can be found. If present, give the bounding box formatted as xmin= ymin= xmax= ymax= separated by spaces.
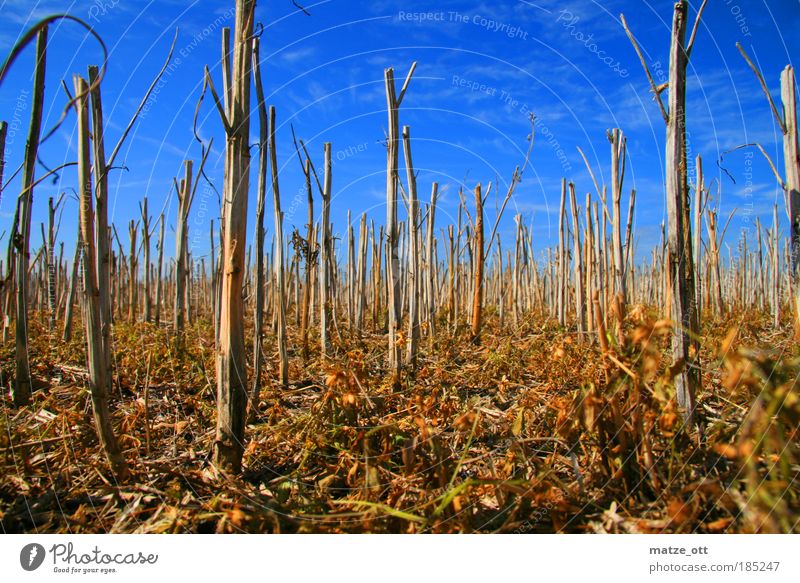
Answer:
xmin=1 ymin=0 xmax=798 ymax=267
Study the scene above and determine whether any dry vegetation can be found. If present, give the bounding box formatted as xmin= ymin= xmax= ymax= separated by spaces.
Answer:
xmin=1 ymin=0 xmax=799 ymax=534
xmin=1 ymin=306 xmax=798 ymax=533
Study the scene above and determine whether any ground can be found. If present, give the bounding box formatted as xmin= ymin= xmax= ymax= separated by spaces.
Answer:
xmin=1 ymin=307 xmax=798 ymax=533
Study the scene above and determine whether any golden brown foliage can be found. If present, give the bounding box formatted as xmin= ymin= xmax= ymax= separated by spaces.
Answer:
xmin=1 ymin=308 xmax=797 ymax=533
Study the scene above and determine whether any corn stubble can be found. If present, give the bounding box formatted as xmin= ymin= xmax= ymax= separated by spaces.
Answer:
xmin=0 ymin=0 xmax=798 ymax=533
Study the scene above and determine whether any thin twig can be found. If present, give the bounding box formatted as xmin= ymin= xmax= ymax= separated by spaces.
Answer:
xmin=620 ymin=13 xmax=669 ymax=125
xmin=736 ymin=43 xmax=786 ymax=133
xmin=685 ymin=0 xmax=708 ymax=59
xmin=107 ymin=28 xmax=179 ymax=169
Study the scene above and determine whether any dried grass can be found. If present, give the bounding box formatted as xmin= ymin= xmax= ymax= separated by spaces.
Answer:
xmin=1 ymin=308 xmax=797 ymax=533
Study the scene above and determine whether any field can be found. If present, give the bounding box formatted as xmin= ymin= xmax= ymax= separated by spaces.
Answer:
xmin=2 ymin=305 xmax=798 ymax=533
xmin=1 ymin=0 xmax=799 ymax=535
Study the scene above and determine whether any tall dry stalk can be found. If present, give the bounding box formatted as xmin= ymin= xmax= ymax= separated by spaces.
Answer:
xmin=208 ymin=0 xmax=256 ymax=473
xmin=140 ymin=197 xmax=152 ymax=322
xmin=127 ymin=220 xmax=137 ymax=321
xmin=609 ymin=128 xmax=627 ymax=323
xmin=320 ymin=142 xmax=332 ymax=358
xmin=568 ymin=182 xmax=584 ymax=338
xmin=12 ymin=25 xmax=47 ymax=407
xmin=622 ymin=0 xmax=707 ymax=424
xmin=251 ymin=36 xmax=268 ymax=413
xmin=62 ymin=226 xmax=81 ymax=342
xmin=174 ymin=160 xmax=193 ymax=336
xmin=154 ymin=214 xmax=165 ymax=326
xmin=74 ymin=73 xmax=128 ymax=481
xmin=403 ymin=125 xmax=420 ymax=365
xmin=268 ymin=104 xmax=288 ymax=386
xmin=384 ymin=63 xmax=416 ymax=386
xmin=737 ymin=45 xmax=800 ymax=335
xmin=87 ymin=64 xmax=115 ymax=398
xmin=470 ymin=183 xmax=484 ymax=343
